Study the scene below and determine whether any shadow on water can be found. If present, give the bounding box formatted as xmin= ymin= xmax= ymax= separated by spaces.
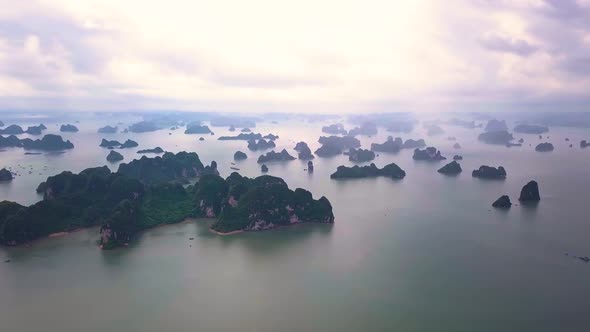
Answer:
xmin=519 ymin=201 xmax=540 ymax=219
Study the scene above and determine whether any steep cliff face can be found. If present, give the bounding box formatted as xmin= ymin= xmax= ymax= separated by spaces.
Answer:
xmin=211 ymin=173 xmax=334 ymax=234
xmin=117 ymin=151 xmax=215 ymax=184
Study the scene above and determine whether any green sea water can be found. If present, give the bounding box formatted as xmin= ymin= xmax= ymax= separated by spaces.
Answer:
xmin=1 ymin=115 xmax=589 ymax=331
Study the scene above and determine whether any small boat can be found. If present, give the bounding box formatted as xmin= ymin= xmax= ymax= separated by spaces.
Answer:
xmin=230 ymin=167 xmax=240 ymax=171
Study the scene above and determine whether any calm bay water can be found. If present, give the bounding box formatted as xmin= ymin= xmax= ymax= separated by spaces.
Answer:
xmin=1 ymin=115 xmax=589 ymax=331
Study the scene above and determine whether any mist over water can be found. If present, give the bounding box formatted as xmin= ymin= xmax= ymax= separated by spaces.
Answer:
xmin=1 ymin=113 xmax=590 ymax=331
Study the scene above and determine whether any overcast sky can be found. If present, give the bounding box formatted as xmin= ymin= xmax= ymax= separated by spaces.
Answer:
xmin=0 ymin=0 xmax=589 ymax=113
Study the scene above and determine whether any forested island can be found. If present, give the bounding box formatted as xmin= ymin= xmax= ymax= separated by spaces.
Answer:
xmin=330 ymin=163 xmax=406 ymax=179
xmin=0 ymin=152 xmax=334 ymax=249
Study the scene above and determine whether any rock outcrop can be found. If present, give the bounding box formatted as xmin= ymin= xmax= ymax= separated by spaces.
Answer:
xmin=0 ymin=168 xmax=13 ymax=181
xmin=535 ymin=142 xmax=554 ymax=152
xmin=98 ymin=126 xmax=118 ymax=133
xmin=484 ymin=119 xmax=508 ymax=132
xmin=371 ymin=136 xmax=402 ymax=153
xmin=413 ymin=147 xmax=446 ymax=161
xmin=514 ymin=124 xmax=549 ymax=134
xmin=60 ymin=124 xmax=79 ymax=132
xmin=307 ymin=161 xmax=314 ymax=173
xmin=322 ymin=123 xmax=347 ymax=135
xmin=331 ymin=163 xmax=406 ymax=179
xmin=348 ymin=148 xmax=375 ymax=162
xmin=137 ymin=147 xmax=165 ymax=154
xmin=478 ymin=130 xmax=514 ymax=145
xmin=247 ymin=138 xmax=275 ymax=151
xmin=492 ymin=195 xmax=512 ymax=208
xmin=519 ymin=181 xmax=540 ymax=202
xmin=25 ymin=124 xmax=46 ymax=135
xmin=315 ymin=136 xmax=361 ymax=157
xmin=184 ymin=123 xmax=212 ymax=134
xmin=234 ymin=151 xmax=248 ymax=160
xmin=210 ymin=173 xmax=334 ymax=234
xmin=437 ymin=161 xmax=462 ymax=175
xmin=257 ymin=149 xmax=296 ymax=163
xmin=218 ymin=133 xmax=262 ymax=141
xmin=472 ymin=165 xmax=506 ymax=179
xmin=107 ymin=150 xmax=124 ymax=162
xmin=294 ymin=141 xmax=314 ymax=160
xmin=0 ymin=125 xmax=24 ymax=135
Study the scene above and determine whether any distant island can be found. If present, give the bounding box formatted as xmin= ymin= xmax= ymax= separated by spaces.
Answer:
xmin=330 ymin=163 xmax=406 ymax=179
xmin=438 ymin=161 xmax=462 ymax=175
xmin=478 ymin=130 xmax=514 ymax=145
xmin=98 ymin=125 xmax=118 ymax=134
xmin=0 ymin=134 xmax=74 ymax=151
xmin=322 ymin=123 xmax=347 ymax=135
xmin=257 ymin=149 xmax=296 ymax=163
xmin=535 ymin=142 xmax=554 ymax=152
xmin=137 ymin=147 xmax=165 ymax=154
xmin=514 ymin=124 xmax=549 ymax=134
xmin=315 ymin=136 xmax=361 ymax=157
xmin=60 ymin=124 xmax=79 ymax=132
xmin=218 ymin=133 xmax=262 ymax=141
xmin=413 ymin=147 xmax=446 ymax=161
xmin=184 ymin=123 xmax=212 ymax=134
xmin=472 ymin=165 xmax=506 ymax=179
xmin=348 ymin=148 xmax=375 ymax=162
xmin=248 ymin=138 xmax=275 ymax=151
xmin=294 ymin=142 xmax=314 ymax=160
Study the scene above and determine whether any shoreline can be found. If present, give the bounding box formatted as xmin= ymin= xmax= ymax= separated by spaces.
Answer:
xmin=209 ymin=228 xmax=244 ymax=236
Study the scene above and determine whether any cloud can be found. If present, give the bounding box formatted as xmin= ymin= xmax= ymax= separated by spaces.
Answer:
xmin=0 ymin=0 xmax=588 ymax=112
xmin=480 ymin=35 xmax=538 ymax=56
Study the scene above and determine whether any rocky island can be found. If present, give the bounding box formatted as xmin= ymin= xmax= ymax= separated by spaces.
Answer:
xmin=472 ymin=165 xmax=506 ymax=179
xmin=218 ymin=133 xmax=262 ymax=141
xmin=437 ymin=161 xmax=462 ymax=175
xmin=519 ymin=180 xmax=540 ymax=202
xmin=535 ymin=143 xmax=554 ymax=152
xmin=184 ymin=123 xmax=212 ymax=134
xmin=7 ymin=164 xmax=332 ymax=247
xmin=25 ymin=124 xmax=47 ymax=135
xmin=514 ymin=124 xmax=549 ymax=134
xmin=371 ymin=136 xmax=403 ymax=153
xmin=478 ymin=130 xmax=514 ymax=145
xmin=315 ymin=136 xmax=361 ymax=157
xmin=294 ymin=142 xmax=314 ymax=160
xmin=0 ymin=168 xmax=13 ymax=181
xmin=492 ymin=195 xmax=512 ymax=208
xmin=0 ymin=125 xmax=25 ymax=135
xmin=348 ymin=148 xmax=375 ymax=162
xmin=129 ymin=120 xmax=159 ymax=133
xmin=107 ymin=150 xmax=124 ymax=162
xmin=207 ymin=173 xmax=334 ymax=234
xmin=322 ymin=123 xmax=347 ymax=135
xmin=348 ymin=122 xmax=377 ymax=136
xmin=413 ymin=147 xmax=446 ymax=161
xmin=484 ymin=119 xmax=508 ymax=132
xmin=257 ymin=149 xmax=296 ymax=163
xmin=98 ymin=125 xmax=118 ymax=133
xmin=137 ymin=147 xmax=165 ymax=154
xmin=247 ymin=138 xmax=275 ymax=151
xmin=60 ymin=124 xmax=79 ymax=132
xmin=234 ymin=151 xmax=248 ymax=160
xmin=330 ymin=163 xmax=406 ymax=179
